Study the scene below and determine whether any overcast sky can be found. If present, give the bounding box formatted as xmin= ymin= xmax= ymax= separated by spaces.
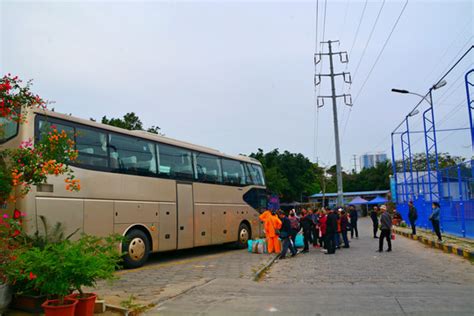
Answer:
xmin=1 ymin=0 xmax=472 ymax=170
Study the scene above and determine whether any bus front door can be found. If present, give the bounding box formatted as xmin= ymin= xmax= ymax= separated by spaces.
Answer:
xmin=177 ymin=183 xmax=194 ymax=249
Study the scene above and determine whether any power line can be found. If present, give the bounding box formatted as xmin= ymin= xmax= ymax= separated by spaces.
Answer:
xmin=342 ymin=0 xmax=409 ymax=143
xmin=422 ymin=19 xmax=473 ymax=84
xmin=337 ymin=0 xmax=350 ymax=42
xmin=339 ymin=0 xmax=368 ymax=145
xmin=351 ymin=0 xmax=386 ymax=82
xmin=353 ymin=0 xmax=409 ymax=103
xmin=348 ymin=0 xmax=369 ymax=58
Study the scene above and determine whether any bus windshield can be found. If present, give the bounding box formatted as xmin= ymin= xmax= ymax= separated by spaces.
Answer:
xmin=0 ymin=117 xmax=18 ymax=143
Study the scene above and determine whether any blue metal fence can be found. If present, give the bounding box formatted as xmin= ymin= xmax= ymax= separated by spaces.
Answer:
xmin=396 ymin=160 xmax=473 ymax=238
xmin=391 ymin=49 xmax=473 ymax=239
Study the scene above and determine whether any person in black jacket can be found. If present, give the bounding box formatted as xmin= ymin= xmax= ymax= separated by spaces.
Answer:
xmin=277 ymin=210 xmax=297 ymax=259
xmin=300 ymin=209 xmax=313 ymax=253
xmin=370 ymin=206 xmax=379 ymax=238
xmin=408 ymin=201 xmax=418 ymax=235
xmin=325 ymin=208 xmax=338 ymax=254
xmin=349 ymin=205 xmax=358 ymax=239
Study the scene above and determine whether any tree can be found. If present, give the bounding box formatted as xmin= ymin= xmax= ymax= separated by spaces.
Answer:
xmin=395 ymin=152 xmax=465 ymax=172
xmin=101 ymin=112 xmax=163 ymax=135
xmin=249 ymin=149 xmax=325 ymax=203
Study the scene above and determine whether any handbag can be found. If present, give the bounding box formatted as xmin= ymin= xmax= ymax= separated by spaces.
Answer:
xmin=391 ymin=232 xmax=396 ymax=240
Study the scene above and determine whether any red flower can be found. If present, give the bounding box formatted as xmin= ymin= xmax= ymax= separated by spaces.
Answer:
xmin=13 ymin=209 xmax=21 ymax=219
xmin=29 ymin=272 xmax=37 ymax=280
xmin=11 ymin=230 xmax=20 ymax=237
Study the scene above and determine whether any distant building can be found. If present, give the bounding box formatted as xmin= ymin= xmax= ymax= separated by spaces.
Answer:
xmin=360 ymin=152 xmax=388 ymax=169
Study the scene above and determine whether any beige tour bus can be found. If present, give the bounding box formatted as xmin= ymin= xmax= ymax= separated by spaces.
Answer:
xmin=0 ymin=108 xmax=267 ymax=268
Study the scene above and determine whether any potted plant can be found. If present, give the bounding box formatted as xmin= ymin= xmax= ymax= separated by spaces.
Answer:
xmin=66 ymin=235 xmax=122 ymax=316
xmin=5 ymin=234 xmax=122 ymax=316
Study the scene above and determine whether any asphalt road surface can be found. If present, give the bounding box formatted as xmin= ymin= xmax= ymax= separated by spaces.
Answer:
xmin=151 ymin=218 xmax=474 ymax=315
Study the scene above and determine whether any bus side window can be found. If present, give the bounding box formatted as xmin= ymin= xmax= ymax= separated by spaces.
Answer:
xmin=222 ymin=159 xmax=244 ymax=186
xmin=37 ymin=119 xmax=74 ymax=142
xmin=108 ymin=133 xmax=157 ymax=176
xmin=194 ymin=153 xmax=223 ymax=184
xmin=158 ymin=144 xmax=193 ymax=180
xmin=75 ymin=127 xmax=108 ymax=168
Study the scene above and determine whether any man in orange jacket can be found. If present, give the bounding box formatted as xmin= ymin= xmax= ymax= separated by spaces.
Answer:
xmin=259 ymin=210 xmax=282 ymax=253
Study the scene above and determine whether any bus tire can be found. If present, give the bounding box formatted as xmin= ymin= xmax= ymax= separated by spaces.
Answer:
xmin=235 ymin=222 xmax=251 ymax=249
xmin=122 ymin=229 xmax=150 ymax=269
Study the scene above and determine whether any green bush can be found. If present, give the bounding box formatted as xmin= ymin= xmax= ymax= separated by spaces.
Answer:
xmin=5 ymin=234 xmax=122 ymax=304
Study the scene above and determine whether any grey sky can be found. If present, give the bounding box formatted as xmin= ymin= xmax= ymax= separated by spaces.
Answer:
xmin=1 ymin=0 xmax=472 ymax=170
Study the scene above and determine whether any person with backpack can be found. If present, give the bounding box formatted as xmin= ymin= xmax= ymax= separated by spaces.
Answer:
xmin=408 ymin=200 xmax=418 ymax=235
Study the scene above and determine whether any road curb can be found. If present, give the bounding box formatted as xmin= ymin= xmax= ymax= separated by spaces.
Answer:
xmin=253 ymin=254 xmax=279 ymax=281
xmin=393 ymin=228 xmax=474 ymax=260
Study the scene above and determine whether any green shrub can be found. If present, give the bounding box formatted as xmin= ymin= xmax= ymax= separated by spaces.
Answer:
xmin=6 ymin=234 xmax=122 ymax=304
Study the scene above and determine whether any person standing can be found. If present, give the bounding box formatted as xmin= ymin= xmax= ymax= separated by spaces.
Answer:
xmin=378 ymin=205 xmax=392 ymax=252
xmin=300 ymin=209 xmax=313 ymax=253
xmin=340 ymin=210 xmax=350 ymax=248
xmin=288 ymin=209 xmax=300 ymax=247
xmin=277 ymin=210 xmax=297 ymax=259
xmin=370 ymin=206 xmax=379 ymax=238
xmin=335 ymin=208 xmax=342 ymax=249
xmin=349 ymin=205 xmax=358 ymax=239
xmin=408 ymin=201 xmax=418 ymax=235
xmin=319 ymin=209 xmax=327 ymax=251
xmin=309 ymin=209 xmax=319 ymax=248
xmin=325 ymin=208 xmax=338 ymax=254
xmin=429 ymin=202 xmax=443 ymax=242
xmin=258 ymin=210 xmax=282 ymax=254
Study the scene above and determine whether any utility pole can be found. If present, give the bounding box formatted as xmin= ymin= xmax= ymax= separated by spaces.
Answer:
xmin=314 ymin=40 xmax=352 ymax=207
xmin=352 ymin=154 xmax=357 ymax=173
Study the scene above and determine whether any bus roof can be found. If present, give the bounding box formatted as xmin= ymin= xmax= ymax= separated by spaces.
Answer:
xmin=32 ymin=108 xmax=261 ymax=165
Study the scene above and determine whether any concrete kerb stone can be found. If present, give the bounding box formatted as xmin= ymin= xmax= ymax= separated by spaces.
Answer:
xmin=393 ymin=227 xmax=474 ymax=260
xmin=253 ymin=254 xmax=279 ymax=282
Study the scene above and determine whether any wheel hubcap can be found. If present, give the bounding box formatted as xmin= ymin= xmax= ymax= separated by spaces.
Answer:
xmin=129 ymin=237 xmax=145 ymax=261
xmin=240 ymin=228 xmax=249 ymax=243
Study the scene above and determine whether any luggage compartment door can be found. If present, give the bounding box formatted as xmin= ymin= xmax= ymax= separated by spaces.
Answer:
xmin=177 ymin=183 xmax=194 ymax=249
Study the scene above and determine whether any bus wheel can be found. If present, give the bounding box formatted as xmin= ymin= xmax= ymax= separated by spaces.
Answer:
xmin=235 ymin=223 xmax=250 ymax=249
xmin=122 ymin=229 xmax=150 ymax=269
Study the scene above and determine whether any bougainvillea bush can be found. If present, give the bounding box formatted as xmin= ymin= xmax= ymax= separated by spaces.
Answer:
xmin=0 ymin=74 xmax=81 ymax=293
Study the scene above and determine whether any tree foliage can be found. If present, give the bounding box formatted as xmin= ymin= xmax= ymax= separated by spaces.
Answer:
xmin=101 ymin=112 xmax=163 ymax=135
xmin=250 ymin=149 xmax=393 ymax=202
xmin=250 ymin=149 xmax=324 ymax=203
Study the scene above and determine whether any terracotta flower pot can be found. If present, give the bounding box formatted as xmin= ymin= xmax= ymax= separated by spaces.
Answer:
xmin=41 ymin=298 xmax=78 ymax=316
xmin=66 ymin=293 xmax=97 ymax=316
xmin=10 ymin=293 xmax=47 ymax=313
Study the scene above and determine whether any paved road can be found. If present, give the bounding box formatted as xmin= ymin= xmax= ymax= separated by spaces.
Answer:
xmin=91 ymin=244 xmax=273 ymax=307
xmin=151 ymin=218 xmax=474 ymax=315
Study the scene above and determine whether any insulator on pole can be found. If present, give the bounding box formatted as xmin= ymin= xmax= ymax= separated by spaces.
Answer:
xmin=317 ymin=96 xmax=325 ymax=108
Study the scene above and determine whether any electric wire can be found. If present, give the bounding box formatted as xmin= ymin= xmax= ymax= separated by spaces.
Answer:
xmin=353 ymin=0 xmax=409 ymax=103
xmin=351 ymin=0 xmax=386 ymax=82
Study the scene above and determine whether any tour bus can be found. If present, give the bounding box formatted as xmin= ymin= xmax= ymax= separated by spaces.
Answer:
xmin=0 ymin=108 xmax=267 ymax=268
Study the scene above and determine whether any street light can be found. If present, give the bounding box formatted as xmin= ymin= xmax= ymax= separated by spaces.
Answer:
xmin=391 ymin=80 xmax=447 ymax=105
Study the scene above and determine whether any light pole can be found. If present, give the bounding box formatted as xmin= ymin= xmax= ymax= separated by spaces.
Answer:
xmin=391 ymin=80 xmax=447 ymax=208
